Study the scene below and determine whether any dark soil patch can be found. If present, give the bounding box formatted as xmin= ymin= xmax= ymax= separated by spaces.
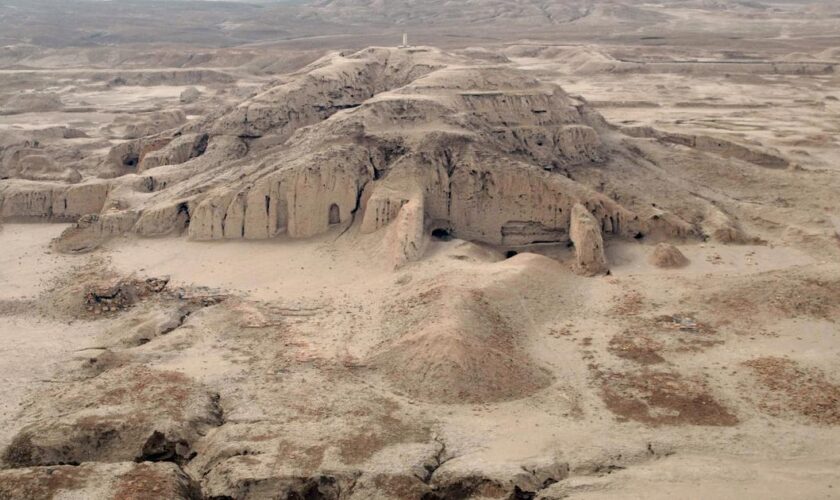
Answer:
xmin=113 ymin=463 xmax=200 ymax=500
xmin=610 ymin=289 xmax=645 ymax=316
xmin=84 ymin=277 xmax=170 ymax=315
xmin=608 ymin=314 xmax=722 ymax=365
xmin=597 ymin=369 xmax=738 ymax=426
xmin=608 ymin=331 xmax=665 ymax=365
xmin=275 ymin=441 xmax=327 ymax=473
xmin=0 ymin=466 xmax=92 ymax=500
xmin=336 ymin=410 xmax=430 ymax=465
xmin=707 ymin=273 xmax=840 ymax=322
xmin=743 ymin=357 xmax=840 ymax=425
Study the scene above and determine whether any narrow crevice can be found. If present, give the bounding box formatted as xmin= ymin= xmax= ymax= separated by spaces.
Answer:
xmin=177 ymin=202 xmax=191 ymax=231
xmin=135 ymin=431 xmax=195 ymax=465
xmin=415 ymin=438 xmax=453 ymax=485
xmin=191 ymin=133 xmax=209 ymax=159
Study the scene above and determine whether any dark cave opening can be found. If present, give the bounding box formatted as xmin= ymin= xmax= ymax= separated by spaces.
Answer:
xmin=431 ymin=228 xmax=452 ymax=241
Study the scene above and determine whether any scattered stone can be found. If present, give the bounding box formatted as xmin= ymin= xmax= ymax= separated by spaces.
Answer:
xmin=83 ymin=276 xmax=170 ymax=314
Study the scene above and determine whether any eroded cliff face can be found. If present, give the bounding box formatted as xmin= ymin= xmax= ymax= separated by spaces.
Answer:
xmin=0 ymin=46 xmax=766 ymax=266
xmin=169 ymin=54 xmax=686 ymax=254
xmin=0 ymin=180 xmax=109 ymax=222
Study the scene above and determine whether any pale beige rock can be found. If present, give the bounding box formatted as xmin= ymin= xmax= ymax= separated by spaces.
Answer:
xmin=384 ymin=196 xmax=427 ymax=268
xmin=704 ymin=206 xmax=750 ymax=244
xmin=189 ymin=190 xmax=236 ymax=241
xmin=360 ymin=184 xmax=414 ymax=235
xmin=570 ymin=203 xmax=609 ymax=275
xmin=122 ymin=109 xmax=187 ymax=140
xmin=139 ymin=133 xmax=209 ymax=171
xmin=0 ymin=180 xmax=107 ymax=221
xmin=2 ymin=46 xmax=755 ymax=263
xmin=209 ymin=48 xmax=443 ymax=139
xmin=0 ymin=181 xmax=53 ymax=219
xmin=104 ymin=136 xmax=172 ymax=176
xmin=17 ymin=155 xmax=81 ymax=183
xmin=55 ymin=211 xmax=139 ymax=253
xmin=622 ymin=126 xmax=789 ymax=169
xmin=51 ymin=181 xmax=110 ymax=219
xmin=134 ymin=202 xmax=191 ymax=237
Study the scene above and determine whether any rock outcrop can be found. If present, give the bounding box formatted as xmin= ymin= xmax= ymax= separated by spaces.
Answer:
xmin=175 ymin=51 xmax=668 ymax=251
xmin=139 ymin=133 xmax=209 ymax=171
xmin=570 ymin=203 xmax=609 ymax=275
xmin=0 ymin=180 xmax=108 ymax=222
xmin=0 ymin=462 xmax=201 ymax=500
xmin=1 ymin=146 xmax=81 ymax=183
xmin=55 ymin=211 xmax=140 ymax=253
xmin=2 ymin=365 xmax=222 ymax=468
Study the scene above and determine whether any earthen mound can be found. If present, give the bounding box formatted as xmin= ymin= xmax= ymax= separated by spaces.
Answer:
xmin=649 ymin=243 xmax=690 ymax=268
xmin=371 ymin=282 xmax=552 ymax=404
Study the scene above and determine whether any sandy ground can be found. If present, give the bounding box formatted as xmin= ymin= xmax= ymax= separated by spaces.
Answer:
xmin=0 ymin=225 xmax=97 ymax=450
xmin=1 ymin=5 xmax=840 ymax=495
xmin=2 ymin=220 xmax=838 ymax=497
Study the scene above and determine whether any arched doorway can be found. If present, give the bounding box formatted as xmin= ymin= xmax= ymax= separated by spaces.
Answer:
xmin=328 ymin=204 xmax=340 ymax=225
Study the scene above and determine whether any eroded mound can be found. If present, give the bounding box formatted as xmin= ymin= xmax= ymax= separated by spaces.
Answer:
xmin=649 ymin=243 xmax=690 ymax=269
xmin=0 ymin=45 xmax=766 ymax=269
xmin=372 ymin=276 xmax=553 ymax=404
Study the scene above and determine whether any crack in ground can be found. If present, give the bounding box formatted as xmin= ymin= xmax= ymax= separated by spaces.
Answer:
xmin=415 ymin=437 xmax=454 ymax=485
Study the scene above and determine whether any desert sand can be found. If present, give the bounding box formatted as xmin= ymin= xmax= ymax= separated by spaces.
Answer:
xmin=1 ymin=1 xmax=839 ymax=499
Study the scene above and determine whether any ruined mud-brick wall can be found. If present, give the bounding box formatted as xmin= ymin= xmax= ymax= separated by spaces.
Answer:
xmin=188 ymin=145 xmax=372 ymax=241
xmin=0 ymin=180 xmax=109 ymax=222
